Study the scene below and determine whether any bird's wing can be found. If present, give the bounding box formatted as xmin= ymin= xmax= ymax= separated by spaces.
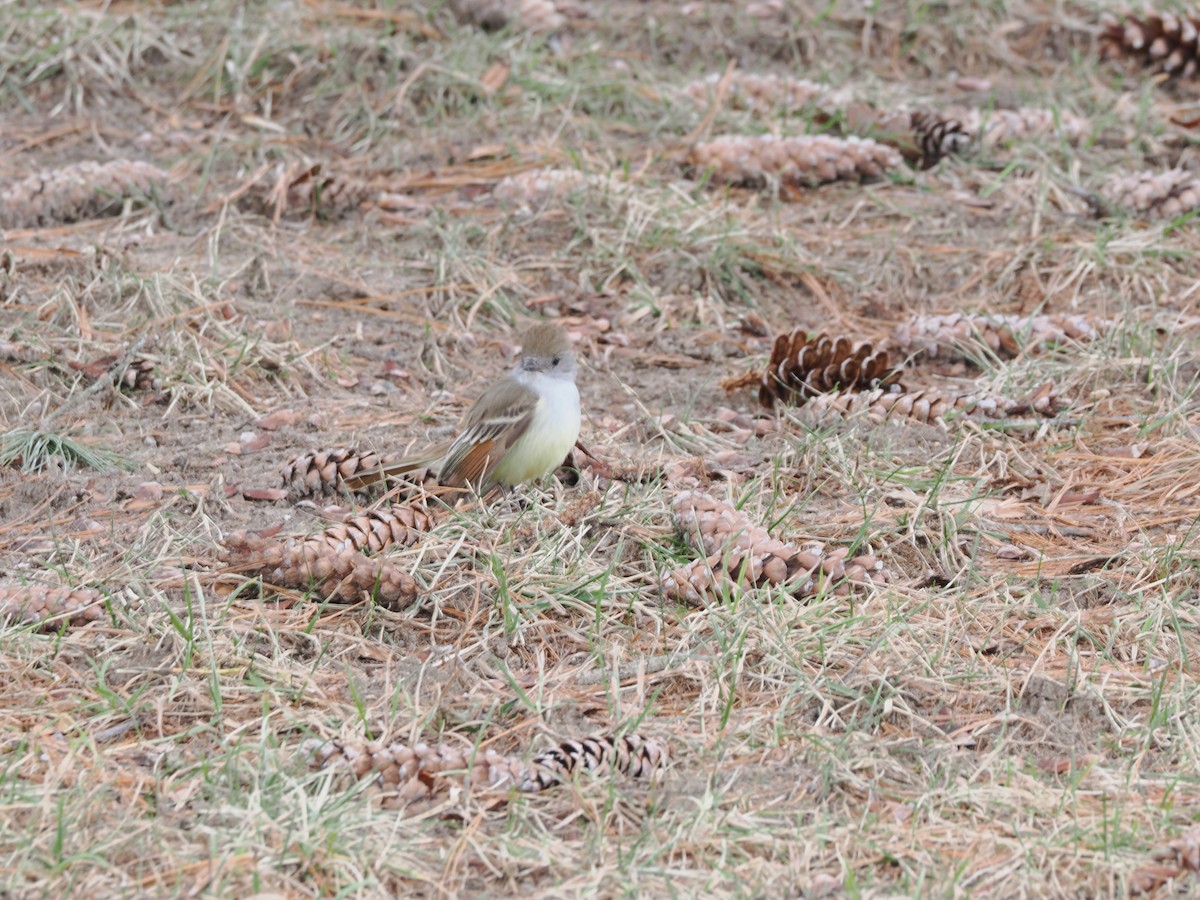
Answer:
xmin=438 ymin=378 xmax=539 ymax=489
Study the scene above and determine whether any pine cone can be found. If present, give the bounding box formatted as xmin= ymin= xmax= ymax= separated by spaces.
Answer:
xmin=664 ymin=491 xmax=887 ymax=603
xmin=68 ymin=354 xmax=159 ymax=392
xmin=492 ymin=168 xmax=624 ymax=207
xmin=264 ymin=164 xmax=374 ymax=220
xmin=687 ymin=135 xmax=901 ymax=191
xmin=221 ymin=530 xmax=419 ymax=609
xmin=961 ymin=107 xmax=1086 ymax=147
xmin=0 ymin=340 xmax=39 ymax=363
xmin=892 ymin=312 xmax=1109 ymax=361
xmin=0 ymin=579 xmax=106 ymax=629
xmin=1105 ymin=169 xmax=1200 ymax=219
xmin=755 ymin=331 xmax=901 ymax=408
xmin=281 ymin=448 xmax=419 ymax=497
xmin=305 ymin=732 xmax=666 ymax=802
xmin=683 ymin=72 xmax=827 ymax=112
xmin=838 ymin=103 xmax=1080 ymax=167
xmin=0 ymin=160 xmax=168 ymax=230
xmin=802 ymin=380 xmax=1062 ymax=425
xmin=909 ymin=110 xmax=974 ymax=167
xmin=1100 ymin=9 xmax=1200 ymax=78
xmin=309 ymin=505 xmax=437 ymax=555
xmin=118 ymin=358 xmax=158 ymax=392
xmin=450 ymin=0 xmax=564 ymax=33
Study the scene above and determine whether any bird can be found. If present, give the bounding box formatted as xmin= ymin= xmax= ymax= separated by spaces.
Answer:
xmin=344 ymin=323 xmax=581 ymax=494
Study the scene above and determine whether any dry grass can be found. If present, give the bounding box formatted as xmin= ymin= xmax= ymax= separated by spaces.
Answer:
xmin=3 ymin=0 xmax=1200 ymax=896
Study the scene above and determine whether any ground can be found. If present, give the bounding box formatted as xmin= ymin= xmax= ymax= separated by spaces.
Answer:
xmin=2 ymin=0 xmax=1200 ymax=897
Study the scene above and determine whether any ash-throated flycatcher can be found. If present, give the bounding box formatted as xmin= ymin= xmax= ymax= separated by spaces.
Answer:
xmin=346 ymin=323 xmax=580 ymax=492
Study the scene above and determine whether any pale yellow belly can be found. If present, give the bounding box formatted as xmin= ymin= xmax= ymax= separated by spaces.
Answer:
xmin=490 ymin=389 xmax=580 ymax=485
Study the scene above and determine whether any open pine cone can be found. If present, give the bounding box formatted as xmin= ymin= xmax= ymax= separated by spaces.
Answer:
xmin=801 ymin=380 xmax=1062 ymax=426
xmin=221 ymin=529 xmax=420 ymax=609
xmin=310 ymin=505 xmax=437 ymax=555
xmin=0 ymin=159 xmax=168 ymax=230
xmin=687 ymin=135 xmax=901 ymax=191
xmin=908 ymin=111 xmax=974 ymax=168
xmin=683 ymin=72 xmax=827 ymax=112
xmin=892 ymin=312 xmax=1109 ymax=361
xmin=261 ymin=163 xmax=374 ymax=221
xmin=1104 ymin=169 xmax=1200 ymax=220
xmin=664 ymin=491 xmax=887 ymax=602
xmin=1101 ymin=9 xmax=1200 ymax=78
xmin=281 ymin=447 xmax=422 ymax=497
xmin=0 ymin=579 xmax=107 ymax=629
xmin=756 ymin=331 xmax=901 ymax=408
xmin=306 ymin=732 xmax=666 ymax=805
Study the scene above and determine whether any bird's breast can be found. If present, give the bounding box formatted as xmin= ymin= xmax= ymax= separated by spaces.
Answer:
xmin=492 ymin=376 xmax=580 ymax=485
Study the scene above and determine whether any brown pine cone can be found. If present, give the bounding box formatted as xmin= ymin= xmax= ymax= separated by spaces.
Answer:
xmin=310 ymin=505 xmax=437 ymax=555
xmin=909 ymin=110 xmax=974 ymax=167
xmin=802 ymin=381 xmax=1062 ymax=425
xmin=1101 ymin=9 xmax=1200 ymax=78
xmin=834 ymin=104 xmax=1081 ymax=167
xmin=281 ymin=448 xmax=420 ymax=497
xmin=1104 ymin=169 xmax=1200 ymax=220
xmin=263 ymin=164 xmax=375 ymax=220
xmin=892 ymin=312 xmax=1109 ymax=361
xmin=756 ymin=331 xmax=901 ymax=408
xmin=0 ymin=579 xmax=107 ymax=629
xmin=0 ymin=340 xmax=39 ymax=363
xmin=962 ymin=107 xmax=1085 ymax=147
xmin=69 ymin=354 xmax=160 ymax=392
xmin=0 ymin=160 xmax=168 ymax=230
xmin=492 ymin=169 xmax=627 ymax=208
xmin=221 ymin=530 xmax=419 ymax=609
xmin=664 ymin=491 xmax=887 ymax=603
xmin=683 ymin=72 xmax=827 ymax=112
xmin=118 ymin=358 xmax=158 ymax=392
xmin=305 ymin=732 xmax=667 ymax=801
xmin=687 ymin=135 xmax=901 ymax=191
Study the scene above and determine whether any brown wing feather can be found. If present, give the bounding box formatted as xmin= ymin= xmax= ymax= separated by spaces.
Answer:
xmin=440 ymin=437 xmax=499 ymax=488
xmin=438 ymin=379 xmax=538 ymax=489
xmin=340 ymin=442 xmax=453 ymax=491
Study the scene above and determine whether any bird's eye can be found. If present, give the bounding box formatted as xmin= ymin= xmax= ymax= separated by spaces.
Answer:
xmin=551 ymin=356 xmax=561 ymax=366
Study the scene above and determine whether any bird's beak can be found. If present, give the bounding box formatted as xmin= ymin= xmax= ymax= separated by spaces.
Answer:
xmin=522 ymin=357 xmax=538 ymax=372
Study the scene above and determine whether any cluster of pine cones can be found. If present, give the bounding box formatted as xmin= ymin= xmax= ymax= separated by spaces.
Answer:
xmin=308 ymin=733 xmax=667 ymax=804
